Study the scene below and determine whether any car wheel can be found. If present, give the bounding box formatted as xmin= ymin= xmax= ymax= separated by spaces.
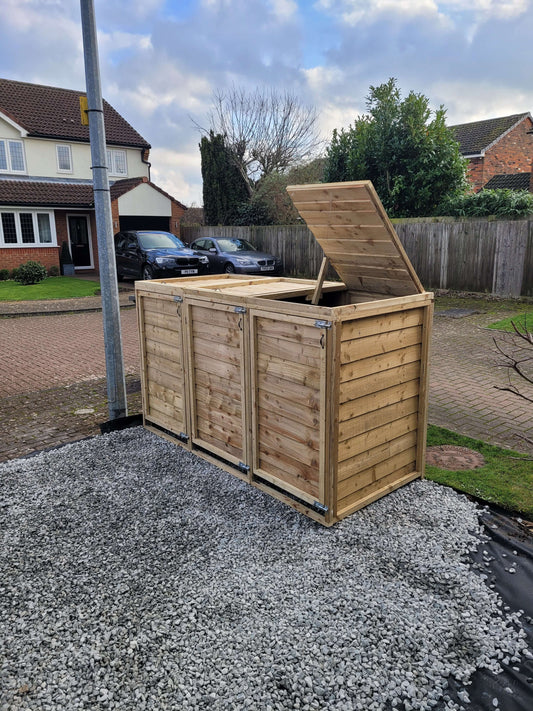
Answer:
xmin=142 ymin=265 xmax=154 ymax=280
xmin=224 ymin=263 xmax=235 ymax=274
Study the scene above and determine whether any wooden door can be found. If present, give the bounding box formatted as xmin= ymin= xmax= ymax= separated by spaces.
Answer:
xmin=137 ymin=293 xmax=187 ymax=437
xmin=250 ymin=310 xmax=329 ymax=507
xmin=186 ymin=299 xmax=247 ymax=467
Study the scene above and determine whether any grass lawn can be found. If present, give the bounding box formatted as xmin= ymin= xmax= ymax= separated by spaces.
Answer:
xmin=434 ymin=292 xmax=533 ymax=317
xmin=0 ymin=277 xmax=100 ymax=301
xmin=426 ymin=424 xmax=533 ymax=520
xmin=486 ymin=311 xmax=533 ymax=333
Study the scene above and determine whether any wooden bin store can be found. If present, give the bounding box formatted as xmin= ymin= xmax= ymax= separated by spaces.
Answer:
xmin=135 ymin=181 xmax=433 ymax=525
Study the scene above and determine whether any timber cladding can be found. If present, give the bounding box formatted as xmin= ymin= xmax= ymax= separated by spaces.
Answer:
xmin=136 ymin=181 xmax=433 ymax=525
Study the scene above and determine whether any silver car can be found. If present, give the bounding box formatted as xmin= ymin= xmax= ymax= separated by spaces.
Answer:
xmin=189 ymin=237 xmax=282 ymax=275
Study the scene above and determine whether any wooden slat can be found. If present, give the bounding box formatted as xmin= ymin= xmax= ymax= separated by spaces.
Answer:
xmin=195 ymin=429 xmax=242 ymax=461
xmin=257 ymin=334 xmax=321 ymax=368
xmin=257 ymin=451 xmax=319 ymax=498
xmin=147 ymin=381 xmax=183 ymax=409
xmin=338 ymin=430 xmax=418 ymax=482
xmin=143 ymin=310 xmax=181 ymax=330
xmin=195 ymin=384 xmax=242 ymax=418
xmin=256 ymin=317 xmax=322 ymax=347
xmin=287 ymin=183 xmax=372 ymax=202
xmin=340 ymin=360 xmax=420 ymax=403
xmin=193 ymin=353 xmax=241 ymax=382
xmin=337 ymin=462 xmax=416 ymax=512
xmin=339 ymin=379 xmax=420 ymax=422
xmin=256 ymin=353 xmax=320 ymax=389
xmin=341 ymin=310 xmax=423 ymax=342
xmin=340 ymin=326 xmax=422 ymax=364
xmin=146 ymin=353 xmax=182 ymax=378
xmin=338 ymin=412 xmax=418 ymax=463
xmin=193 ymin=336 xmax=241 ymax=366
xmin=258 ymin=372 xmax=320 ymax=410
xmin=258 ymin=407 xmax=320 ymax=450
xmin=196 ymin=402 xmax=242 ymax=435
xmin=190 ymin=305 xmax=239 ymax=328
xmin=196 ymin=415 xmax=242 ymax=451
xmin=291 ymin=199 xmax=374 ymax=212
xmin=141 ymin=297 xmax=180 ymax=317
xmin=339 ymin=395 xmax=418 ymax=442
xmin=194 ymin=368 xmax=242 ymax=400
xmin=144 ymin=323 xmax=181 ymax=348
xmin=340 ymin=344 xmax=421 ymax=383
xmin=258 ymin=388 xmax=320 ymax=429
xmin=337 ymin=445 xmax=417 ymax=500
xmin=259 ymin=424 xmax=318 ymax=468
xmin=146 ymin=364 xmax=181 ymax=391
xmin=192 ymin=321 xmax=241 ymax=347
xmin=145 ymin=411 xmax=183 ymax=435
xmin=300 ymin=209 xmax=385 ymax=227
xmin=145 ymin=339 xmax=181 ymax=364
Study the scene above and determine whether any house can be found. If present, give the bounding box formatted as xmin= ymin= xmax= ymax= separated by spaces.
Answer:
xmin=0 ymin=78 xmax=186 ymax=275
xmin=450 ymin=113 xmax=533 ymax=192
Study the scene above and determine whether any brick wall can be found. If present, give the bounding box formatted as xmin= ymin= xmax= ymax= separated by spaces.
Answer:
xmin=467 ymin=116 xmax=533 ymax=192
xmin=0 ymin=247 xmax=60 ymax=272
xmin=170 ymin=201 xmax=186 ymax=239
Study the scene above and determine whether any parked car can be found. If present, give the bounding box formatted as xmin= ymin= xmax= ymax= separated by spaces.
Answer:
xmin=189 ymin=236 xmax=282 ymax=275
xmin=114 ymin=230 xmax=209 ymax=280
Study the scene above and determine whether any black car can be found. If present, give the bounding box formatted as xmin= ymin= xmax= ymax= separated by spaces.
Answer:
xmin=114 ymin=230 xmax=209 ymax=280
xmin=189 ymin=236 xmax=282 ymax=275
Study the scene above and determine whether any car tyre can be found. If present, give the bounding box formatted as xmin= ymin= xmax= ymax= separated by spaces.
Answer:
xmin=142 ymin=265 xmax=154 ymax=280
xmin=224 ymin=263 xmax=235 ymax=274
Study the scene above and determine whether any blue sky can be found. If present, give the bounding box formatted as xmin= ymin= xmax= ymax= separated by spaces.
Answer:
xmin=1 ymin=0 xmax=532 ymax=205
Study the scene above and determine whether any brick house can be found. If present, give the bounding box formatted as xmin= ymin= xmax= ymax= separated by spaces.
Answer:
xmin=0 ymin=78 xmax=186 ymax=275
xmin=450 ymin=113 xmax=533 ymax=192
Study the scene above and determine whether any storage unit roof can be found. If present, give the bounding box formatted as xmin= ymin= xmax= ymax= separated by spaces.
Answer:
xmin=287 ymin=180 xmax=424 ymax=297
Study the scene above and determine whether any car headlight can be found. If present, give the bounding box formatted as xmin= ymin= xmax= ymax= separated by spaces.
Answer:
xmin=199 ymin=256 xmax=209 ymax=264
xmin=235 ymin=257 xmax=255 ymax=265
xmin=155 ymin=257 xmax=175 ymax=265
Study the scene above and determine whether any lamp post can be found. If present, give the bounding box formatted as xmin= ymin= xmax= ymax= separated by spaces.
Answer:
xmin=80 ymin=0 xmax=127 ymax=420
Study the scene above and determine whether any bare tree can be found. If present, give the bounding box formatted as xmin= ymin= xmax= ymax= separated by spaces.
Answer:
xmin=493 ymin=316 xmax=533 ymax=447
xmin=195 ymin=86 xmax=323 ymax=192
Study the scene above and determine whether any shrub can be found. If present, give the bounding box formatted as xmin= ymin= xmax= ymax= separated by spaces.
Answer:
xmin=437 ymin=189 xmax=533 ymax=217
xmin=14 ymin=260 xmax=47 ymax=285
xmin=0 ymin=268 xmax=10 ymax=281
xmin=10 ymin=268 xmax=19 ymax=281
xmin=48 ymin=264 xmax=60 ymax=277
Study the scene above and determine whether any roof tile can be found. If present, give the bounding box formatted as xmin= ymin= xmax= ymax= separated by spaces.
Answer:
xmin=450 ymin=114 xmax=530 ymax=155
xmin=0 ymin=78 xmax=150 ymax=149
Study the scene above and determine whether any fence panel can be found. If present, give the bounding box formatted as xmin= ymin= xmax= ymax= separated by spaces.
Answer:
xmin=182 ymin=217 xmax=533 ymax=296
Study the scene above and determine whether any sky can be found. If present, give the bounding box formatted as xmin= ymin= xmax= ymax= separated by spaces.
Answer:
xmin=1 ymin=0 xmax=532 ymax=206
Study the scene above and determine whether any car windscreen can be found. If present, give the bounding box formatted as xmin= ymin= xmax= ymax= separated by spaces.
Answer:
xmin=217 ymin=238 xmax=256 ymax=253
xmin=137 ymin=232 xmax=185 ymax=250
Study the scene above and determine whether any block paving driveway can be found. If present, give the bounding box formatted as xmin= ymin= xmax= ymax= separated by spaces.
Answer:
xmin=0 ymin=301 xmax=532 ymax=462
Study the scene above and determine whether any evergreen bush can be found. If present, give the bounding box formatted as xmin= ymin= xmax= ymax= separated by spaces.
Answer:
xmin=14 ymin=260 xmax=47 ymax=285
xmin=0 ymin=268 xmax=10 ymax=281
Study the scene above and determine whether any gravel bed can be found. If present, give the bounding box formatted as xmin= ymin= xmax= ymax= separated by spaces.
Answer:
xmin=0 ymin=428 xmax=528 ymax=710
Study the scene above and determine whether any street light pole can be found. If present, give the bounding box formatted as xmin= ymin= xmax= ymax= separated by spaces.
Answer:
xmin=79 ymin=0 xmax=127 ymax=420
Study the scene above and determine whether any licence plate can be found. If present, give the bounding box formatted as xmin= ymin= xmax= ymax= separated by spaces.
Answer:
xmin=260 ymin=265 xmax=275 ymax=271
xmin=181 ymin=269 xmax=198 ymax=275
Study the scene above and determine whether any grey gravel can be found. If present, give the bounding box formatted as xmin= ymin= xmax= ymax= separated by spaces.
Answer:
xmin=0 ymin=427 xmax=528 ymax=710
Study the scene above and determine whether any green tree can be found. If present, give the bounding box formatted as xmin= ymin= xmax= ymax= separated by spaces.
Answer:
xmin=324 ymin=78 xmax=468 ymax=217
xmin=199 ymin=131 xmax=249 ymax=225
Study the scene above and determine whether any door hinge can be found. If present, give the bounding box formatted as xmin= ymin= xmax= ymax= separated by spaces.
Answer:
xmin=177 ymin=432 xmax=189 ymax=443
xmin=314 ymin=320 xmax=332 ymax=329
xmin=173 ymin=295 xmax=183 ymax=303
xmin=238 ymin=462 xmax=250 ymax=474
xmin=313 ymin=501 xmax=329 ymax=515
xmin=234 ymin=306 xmax=247 ymax=314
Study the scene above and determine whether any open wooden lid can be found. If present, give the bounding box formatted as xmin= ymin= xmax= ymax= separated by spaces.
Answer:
xmin=287 ymin=180 xmax=425 ymax=296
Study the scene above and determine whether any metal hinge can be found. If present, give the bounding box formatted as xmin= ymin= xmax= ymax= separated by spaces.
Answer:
xmin=238 ymin=462 xmax=250 ymax=474
xmin=313 ymin=501 xmax=329 ymax=515
xmin=173 ymin=295 xmax=183 ymax=303
xmin=234 ymin=306 xmax=247 ymax=314
xmin=314 ymin=320 xmax=332 ymax=329
xmin=177 ymin=432 xmax=189 ymax=443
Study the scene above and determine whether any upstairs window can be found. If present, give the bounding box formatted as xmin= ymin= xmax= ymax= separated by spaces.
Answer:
xmin=0 ymin=139 xmax=26 ymax=174
xmin=106 ymin=148 xmax=127 ymax=176
xmin=56 ymin=144 xmax=72 ymax=172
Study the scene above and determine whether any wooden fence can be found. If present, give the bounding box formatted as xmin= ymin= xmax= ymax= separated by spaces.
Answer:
xmin=182 ymin=217 xmax=533 ymax=297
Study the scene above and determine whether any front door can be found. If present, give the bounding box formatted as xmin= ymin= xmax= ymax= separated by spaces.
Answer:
xmin=68 ymin=215 xmax=92 ymax=269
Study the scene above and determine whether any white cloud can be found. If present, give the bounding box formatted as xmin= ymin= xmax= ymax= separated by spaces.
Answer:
xmin=432 ymin=80 xmax=533 ymax=125
xmin=269 ymin=0 xmax=298 ymax=20
xmin=149 ymin=148 xmax=203 ymax=206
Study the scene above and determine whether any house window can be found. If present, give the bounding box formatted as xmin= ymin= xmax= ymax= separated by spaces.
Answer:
xmin=56 ymin=144 xmax=72 ymax=172
xmin=0 ymin=139 xmax=26 ymax=173
xmin=0 ymin=210 xmax=56 ymax=246
xmin=106 ymin=149 xmax=128 ymax=176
